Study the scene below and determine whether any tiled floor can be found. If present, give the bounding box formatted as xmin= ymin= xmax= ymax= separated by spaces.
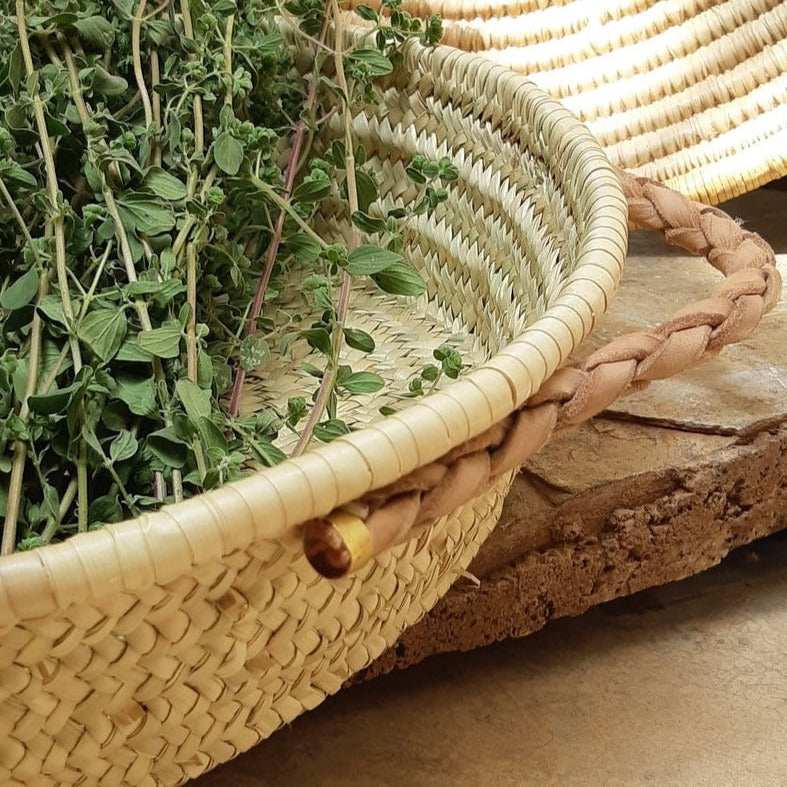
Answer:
xmin=197 ymin=531 xmax=787 ymax=786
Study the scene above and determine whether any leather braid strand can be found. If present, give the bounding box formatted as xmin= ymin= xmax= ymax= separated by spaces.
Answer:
xmin=303 ymin=169 xmax=781 ymax=578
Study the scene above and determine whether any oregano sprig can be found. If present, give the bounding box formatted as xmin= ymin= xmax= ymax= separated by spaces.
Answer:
xmin=0 ymin=0 xmax=448 ymax=551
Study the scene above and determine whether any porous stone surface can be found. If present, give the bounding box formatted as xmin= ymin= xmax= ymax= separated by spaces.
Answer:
xmin=358 ymin=187 xmax=787 ymax=680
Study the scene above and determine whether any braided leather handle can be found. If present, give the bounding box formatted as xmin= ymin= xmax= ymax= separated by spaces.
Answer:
xmin=303 ymin=169 xmax=782 ymax=578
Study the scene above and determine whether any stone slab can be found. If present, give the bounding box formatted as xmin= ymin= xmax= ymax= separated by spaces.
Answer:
xmin=358 ymin=185 xmax=787 ymax=679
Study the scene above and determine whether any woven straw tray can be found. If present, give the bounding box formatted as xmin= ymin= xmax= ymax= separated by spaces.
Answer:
xmin=0 ymin=25 xmax=781 ymax=787
xmin=351 ymin=0 xmax=787 ymax=205
xmin=0 ymin=38 xmax=627 ymax=786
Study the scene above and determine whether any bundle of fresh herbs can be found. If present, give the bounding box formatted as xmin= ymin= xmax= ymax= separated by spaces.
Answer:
xmin=0 ymin=0 xmax=452 ymax=551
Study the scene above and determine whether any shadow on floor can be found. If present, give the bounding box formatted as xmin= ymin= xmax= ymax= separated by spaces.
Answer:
xmin=197 ymin=531 xmax=787 ymax=787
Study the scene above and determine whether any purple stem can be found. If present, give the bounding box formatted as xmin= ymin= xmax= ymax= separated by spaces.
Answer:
xmin=228 ymin=32 xmax=326 ymax=417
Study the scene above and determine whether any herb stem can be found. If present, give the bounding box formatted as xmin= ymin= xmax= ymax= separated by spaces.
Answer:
xmin=144 ymin=0 xmax=171 ymax=21
xmin=132 ymin=0 xmax=154 ymax=133
xmin=290 ymin=0 xmax=356 ymax=457
xmin=59 ymin=479 xmax=78 ymax=521
xmin=171 ymin=167 xmax=217 ymax=259
xmin=0 ymin=176 xmax=40 ymax=261
xmin=179 ymin=0 xmax=204 ymax=155
xmin=171 ymin=466 xmax=184 ymax=501
xmin=151 ymin=53 xmax=162 ymax=166
xmin=16 ymin=1 xmax=83 ymax=375
xmin=115 ymin=91 xmax=142 ymax=120
xmin=60 ymin=39 xmax=183 ymax=501
xmin=223 ymin=13 xmax=235 ymax=106
xmin=77 ymin=438 xmax=88 ymax=532
xmin=186 ymin=240 xmax=199 ymax=380
xmin=38 ymin=344 xmax=70 ymax=396
xmin=82 ymin=242 xmax=114 ymax=312
xmin=39 ymin=477 xmax=78 ymax=545
xmin=103 ymin=460 xmax=137 ymax=515
xmin=1 ymin=268 xmax=49 ymax=554
xmin=60 ymin=42 xmax=147 ymax=315
xmin=227 ymin=12 xmax=330 ymax=417
xmin=251 ymin=175 xmax=330 ymax=250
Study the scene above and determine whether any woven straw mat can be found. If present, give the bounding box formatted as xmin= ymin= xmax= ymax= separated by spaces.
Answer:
xmin=0 ymin=41 xmax=628 ymax=786
xmin=358 ymin=0 xmax=787 ymax=206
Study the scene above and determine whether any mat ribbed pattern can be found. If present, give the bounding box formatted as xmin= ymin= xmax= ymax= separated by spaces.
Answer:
xmin=0 ymin=41 xmax=627 ymax=785
xmin=374 ymin=0 xmax=787 ymax=205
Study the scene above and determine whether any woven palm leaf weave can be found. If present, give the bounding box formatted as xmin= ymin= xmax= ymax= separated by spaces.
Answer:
xmin=358 ymin=0 xmax=787 ymax=205
xmin=0 ymin=39 xmax=627 ymax=786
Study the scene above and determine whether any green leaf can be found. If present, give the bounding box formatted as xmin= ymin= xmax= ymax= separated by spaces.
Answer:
xmin=146 ymin=18 xmax=171 ymax=45
xmin=78 ymin=309 xmax=127 ymax=362
xmin=11 ymin=359 xmax=27 ymax=404
xmin=124 ymin=280 xmax=165 ymax=296
xmin=82 ymin=65 xmax=128 ymax=96
xmin=196 ymin=416 xmax=228 ymax=454
xmin=286 ymin=396 xmax=308 ymax=427
xmin=347 ymin=48 xmax=394 ymax=77
xmin=101 ymin=401 xmax=129 ymax=431
xmin=124 ymin=279 xmax=186 ymax=304
xmin=109 ymin=430 xmax=138 ymax=463
xmin=320 ymin=75 xmax=343 ymax=97
xmin=27 ymin=381 xmax=82 ymax=415
xmin=1 ymin=268 xmax=39 ymax=311
xmin=143 ymin=167 xmax=187 ymax=200
xmin=354 ymin=169 xmax=378 ymax=213
xmin=313 ymin=419 xmax=351 ymax=443
xmin=214 ymin=131 xmax=244 ymax=175
xmin=292 ymin=179 xmax=332 ymax=204
xmin=73 ymin=16 xmax=116 ymax=50
xmin=303 ymin=272 xmax=331 ymax=292
xmin=249 ymin=435 xmax=286 ymax=467
xmin=324 ymin=140 xmax=346 ymax=169
xmin=197 ymin=350 xmax=213 ymax=389
xmin=421 ymin=363 xmax=440 ymax=382
xmin=81 ymin=427 xmax=106 ymax=461
xmin=116 ymin=374 xmax=157 ymax=416
xmin=147 ymin=427 xmax=188 ymax=468
xmin=300 ymin=327 xmax=332 ymax=357
xmin=137 ymin=323 xmax=181 ymax=358
xmin=239 ymin=334 xmax=271 ymax=373
xmin=116 ymin=195 xmax=176 ymax=235
xmin=37 ymin=340 xmax=70 ymax=390
xmin=44 ymin=110 xmax=69 ymax=137
xmin=176 ymin=379 xmax=212 ymax=423
xmin=351 ymin=211 xmax=386 ymax=234
xmin=284 ymin=233 xmax=322 ymax=263
xmin=0 ymin=159 xmax=38 ymax=189
xmin=435 ymin=345 xmax=463 ymax=378
xmin=343 ymin=327 xmax=375 ymax=353
xmin=108 ymin=146 xmax=143 ymax=176
xmin=88 ymin=494 xmax=122 ymax=524
xmin=372 ymin=261 xmax=427 ymax=296
xmin=8 ymin=43 xmax=24 ymax=93
xmin=345 ymin=245 xmax=402 ymax=276
xmin=27 ymin=13 xmax=78 ymax=29
xmin=355 ymin=4 xmax=379 ymax=21
xmin=36 ymin=295 xmax=68 ymax=328
xmin=438 ymin=158 xmax=459 ymax=181
xmin=115 ymin=338 xmax=153 ymax=363
xmin=341 ymin=371 xmax=385 ymax=394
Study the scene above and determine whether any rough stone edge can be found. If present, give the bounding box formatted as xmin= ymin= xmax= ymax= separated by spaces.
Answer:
xmin=354 ymin=424 xmax=787 ymax=681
